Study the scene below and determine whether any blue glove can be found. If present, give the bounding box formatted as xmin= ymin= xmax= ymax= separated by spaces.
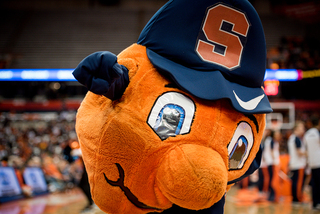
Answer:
xmin=73 ymin=51 xmax=129 ymax=100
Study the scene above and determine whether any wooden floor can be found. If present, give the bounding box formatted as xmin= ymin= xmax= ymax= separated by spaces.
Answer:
xmin=0 ymin=187 xmax=319 ymax=214
xmin=225 ymin=187 xmax=319 ymax=214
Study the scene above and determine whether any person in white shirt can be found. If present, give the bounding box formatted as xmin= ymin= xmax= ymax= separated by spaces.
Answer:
xmin=287 ymin=121 xmax=306 ymax=204
xmin=304 ymin=117 xmax=320 ymax=210
xmin=263 ymin=130 xmax=281 ymax=202
xmin=258 ymin=129 xmax=271 ymax=199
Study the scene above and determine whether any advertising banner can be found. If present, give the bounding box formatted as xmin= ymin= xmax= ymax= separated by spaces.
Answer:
xmin=0 ymin=167 xmax=23 ymax=202
xmin=23 ymin=167 xmax=48 ymax=196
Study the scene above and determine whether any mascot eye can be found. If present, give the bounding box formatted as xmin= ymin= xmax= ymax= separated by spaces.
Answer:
xmin=227 ymin=122 xmax=253 ymax=170
xmin=147 ymin=92 xmax=195 ymax=140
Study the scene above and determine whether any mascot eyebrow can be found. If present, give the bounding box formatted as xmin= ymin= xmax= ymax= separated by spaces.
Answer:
xmin=165 ymin=83 xmax=179 ymax=89
xmin=244 ymin=114 xmax=259 ymax=133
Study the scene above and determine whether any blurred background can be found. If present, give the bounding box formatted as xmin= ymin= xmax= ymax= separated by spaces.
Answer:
xmin=1 ymin=0 xmax=320 ymax=101
xmin=0 ymin=0 xmax=320 ymax=213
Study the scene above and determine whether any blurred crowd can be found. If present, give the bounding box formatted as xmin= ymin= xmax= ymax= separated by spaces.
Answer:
xmin=0 ymin=111 xmax=85 ymax=196
xmin=267 ymin=36 xmax=320 ymax=70
xmin=1 ymin=109 xmax=320 ymax=210
xmin=237 ymin=112 xmax=320 ymax=211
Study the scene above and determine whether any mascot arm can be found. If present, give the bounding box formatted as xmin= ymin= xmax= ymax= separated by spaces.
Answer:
xmin=73 ymin=51 xmax=129 ymax=100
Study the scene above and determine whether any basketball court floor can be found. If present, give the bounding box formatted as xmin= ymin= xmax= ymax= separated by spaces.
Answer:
xmin=0 ymin=187 xmax=319 ymax=214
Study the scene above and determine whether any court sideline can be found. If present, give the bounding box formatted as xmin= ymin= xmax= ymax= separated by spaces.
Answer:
xmin=0 ymin=187 xmax=319 ymax=214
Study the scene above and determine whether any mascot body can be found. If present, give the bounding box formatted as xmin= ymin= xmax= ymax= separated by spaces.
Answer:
xmin=73 ymin=0 xmax=272 ymax=213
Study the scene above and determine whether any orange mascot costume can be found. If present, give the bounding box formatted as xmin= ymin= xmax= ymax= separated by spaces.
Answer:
xmin=73 ymin=0 xmax=272 ymax=213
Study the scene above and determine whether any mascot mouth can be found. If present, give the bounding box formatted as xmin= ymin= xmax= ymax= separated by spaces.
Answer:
xmin=103 ymin=163 xmax=161 ymax=211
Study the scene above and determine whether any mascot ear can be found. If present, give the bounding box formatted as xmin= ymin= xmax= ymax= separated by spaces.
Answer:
xmin=73 ymin=51 xmax=129 ymax=100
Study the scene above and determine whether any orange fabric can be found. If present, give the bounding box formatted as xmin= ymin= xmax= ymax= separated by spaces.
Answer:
xmin=240 ymin=177 xmax=249 ymax=189
xmin=296 ymin=168 xmax=305 ymax=202
xmin=278 ymin=154 xmax=292 ymax=198
xmin=42 ymin=163 xmax=63 ymax=180
xmin=271 ymin=165 xmax=280 ymax=202
xmin=279 ymin=154 xmax=290 ymax=174
xmin=261 ymin=167 xmax=269 ymax=192
xmin=14 ymin=169 xmax=24 ymax=187
xmin=76 ymin=44 xmax=266 ymax=214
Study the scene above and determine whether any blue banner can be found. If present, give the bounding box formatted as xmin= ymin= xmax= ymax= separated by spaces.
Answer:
xmin=0 ymin=69 xmax=75 ymax=81
xmin=0 ymin=68 xmax=301 ymax=81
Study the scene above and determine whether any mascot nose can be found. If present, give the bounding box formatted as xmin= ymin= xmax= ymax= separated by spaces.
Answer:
xmin=156 ymin=144 xmax=228 ymax=210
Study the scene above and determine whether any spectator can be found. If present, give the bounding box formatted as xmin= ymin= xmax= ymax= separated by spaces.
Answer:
xmin=263 ymin=130 xmax=281 ymax=202
xmin=7 ymin=155 xmax=32 ymax=197
xmin=42 ymin=154 xmax=66 ymax=192
xmin=303 ymin=117 xmax=320 ymax=210
xmin=257 ymin=129 xmax=271 ymax=201
xmin=287 ymin=121 xmax=307 ymax=204
xmin=0 ymin=156 xmax=9 ymax=167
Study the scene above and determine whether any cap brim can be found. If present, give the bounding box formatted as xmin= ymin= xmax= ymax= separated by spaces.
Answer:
xmin=147 ymin=48 xmax=272 ymax=114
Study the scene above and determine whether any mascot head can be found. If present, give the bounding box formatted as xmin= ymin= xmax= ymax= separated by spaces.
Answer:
xmin=73 ymin=0 xmax=272 ymax=213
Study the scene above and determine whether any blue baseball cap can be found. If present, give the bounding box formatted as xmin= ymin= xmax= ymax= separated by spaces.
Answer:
xmin=138 ymin=0 xmax=272 ymax=114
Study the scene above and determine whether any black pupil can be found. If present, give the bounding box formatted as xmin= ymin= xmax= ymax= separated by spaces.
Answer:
xmin=229 ymin=139 xmax=246 ymax=169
